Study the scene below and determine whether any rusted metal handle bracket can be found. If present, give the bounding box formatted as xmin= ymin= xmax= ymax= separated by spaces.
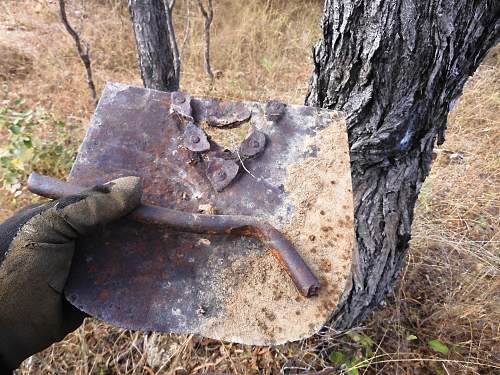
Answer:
xmin=28 ymin=172 xmax=321 ymax=297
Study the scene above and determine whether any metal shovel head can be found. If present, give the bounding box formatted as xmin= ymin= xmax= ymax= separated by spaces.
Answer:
xmin=65 ymin=82 xmax=354 ymax=345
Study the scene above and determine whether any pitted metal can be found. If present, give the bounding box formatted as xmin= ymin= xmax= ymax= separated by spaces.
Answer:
xmin=191 ymin=98 xmax=252 ymax=127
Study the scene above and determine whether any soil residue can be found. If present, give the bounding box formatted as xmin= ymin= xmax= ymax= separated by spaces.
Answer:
xmin=201 ymin=115 xmax=354 ymax=344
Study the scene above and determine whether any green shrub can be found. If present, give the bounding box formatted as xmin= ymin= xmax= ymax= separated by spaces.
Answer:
xmin=0 ymin=100 xmax=78 ymax=195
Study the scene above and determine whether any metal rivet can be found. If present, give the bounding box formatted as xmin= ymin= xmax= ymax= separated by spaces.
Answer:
xmin=174 ymin=95 xmax=186 ymax=104
xmin=183 ymin=122 xmax=210 ymax=152
xmin=205 ymin=157 xmax=239 ymax=192
xmin=215 ymin=170 xmax=226 ymax=181
xmin=239 ymin=129 xmax=266 ymax=158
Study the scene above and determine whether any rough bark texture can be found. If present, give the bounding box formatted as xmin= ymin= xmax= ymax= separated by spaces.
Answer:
xmin=306 ymin=0 xmax=499 ymax=329
xmin=128 ymin=0 xmax=179 ymax=91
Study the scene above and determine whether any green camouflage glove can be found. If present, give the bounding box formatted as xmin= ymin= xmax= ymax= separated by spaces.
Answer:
xmin=0 ymin=176 xmax=142 ymax=371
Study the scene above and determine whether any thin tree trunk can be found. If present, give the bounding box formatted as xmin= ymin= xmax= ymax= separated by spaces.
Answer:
xmin=164 ymin=0 xmax=181 ymax=81
xmin=181 ymin=0 xmax=192 ymax=57
xmin=128 ymin=0 xmax=179 ymax=91
xmin=196 ymin=0 xmax=214 ymax=82
xmin=59 ymin=0 xmax=97 ymax=106
xmin=306 ymin=0 xmax=499 ymax=329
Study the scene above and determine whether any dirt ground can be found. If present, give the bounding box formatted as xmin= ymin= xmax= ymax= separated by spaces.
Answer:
xmin=0 ymin=0 xmax=498 ymax=374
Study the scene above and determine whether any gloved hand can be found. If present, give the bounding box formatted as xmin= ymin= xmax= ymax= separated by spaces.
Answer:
xmin=0 ymin=176 xmax=142 ymax=371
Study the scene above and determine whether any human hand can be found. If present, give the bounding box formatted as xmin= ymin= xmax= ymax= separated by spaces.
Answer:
xmin=0 ymin=176 xmax=142 ymax=371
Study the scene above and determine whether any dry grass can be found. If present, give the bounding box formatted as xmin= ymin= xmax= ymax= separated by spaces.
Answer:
xmin=0 ymin=0 xmax=498 ymax=373
xmin=0 ymin=42 xmax=32 ymax=82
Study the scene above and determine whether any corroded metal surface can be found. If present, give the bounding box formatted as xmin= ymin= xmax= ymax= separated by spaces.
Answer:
xmin=264 ymin=100 xmax=286 ymax=122
xmin=63 ymin=82 xmax=353 ymax=345
xmin=191 ymin=98 xmax=252 ymax=127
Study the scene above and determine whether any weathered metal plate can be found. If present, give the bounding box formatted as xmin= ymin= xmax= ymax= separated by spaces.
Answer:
xmin=66 ymin=82 xmax=354 ymax=345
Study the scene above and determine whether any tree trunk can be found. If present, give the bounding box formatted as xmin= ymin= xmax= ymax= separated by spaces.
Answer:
xmin=307 ymin=0 xmax=499 ymax=329
xmin=128 ymin=0 xmax=179 ymax=91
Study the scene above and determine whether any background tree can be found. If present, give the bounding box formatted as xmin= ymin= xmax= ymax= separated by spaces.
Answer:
xmin=306 ymin=0 xmax=499 ymax=329
xmin=128 ymin=0 xmax=179 ymax=91
xmin=59 ymin=0 xmax=97 ymax=106
xmin=195 ymin=0 xmax=215 ymax=82
xmin=164 ymin=0 xmax=181 ymax=81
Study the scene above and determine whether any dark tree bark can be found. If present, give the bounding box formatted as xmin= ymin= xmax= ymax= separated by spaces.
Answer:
xmin=306 ymin=0 xmax=499 ymax=329
xmin=128 ymin=0 xmax=179 ymax=91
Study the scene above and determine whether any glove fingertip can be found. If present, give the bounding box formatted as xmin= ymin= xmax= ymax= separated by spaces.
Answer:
xmin=105 ymin=176 xmax=143 ymax=212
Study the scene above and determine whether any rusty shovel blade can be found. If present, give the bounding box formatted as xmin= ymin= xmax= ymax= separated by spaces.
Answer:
xmin=54 ymin=83 xmax=354 ymax=345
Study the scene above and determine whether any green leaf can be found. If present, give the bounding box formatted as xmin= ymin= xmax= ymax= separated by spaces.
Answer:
xmin=9 ymin=123 xmax=22 ymax=134
xmin=261 ymin=56 xmax=273 ymax=71
xmin=429 ymin=339 xmax=449 ymax=354
xmin=348 ymin=357 xmax=366 ymax=375
xmin=348 ymin=332 xmax=374 ymax=349
xmin=406 ymin=334 xmax=418 ymax=341
xmin=328 ymin=351 xmax=345 ymax=365
xmin=0 ymin=102 xmax=78 ymax=195
xmin=23 ymin=137 xmax=33 ymax=148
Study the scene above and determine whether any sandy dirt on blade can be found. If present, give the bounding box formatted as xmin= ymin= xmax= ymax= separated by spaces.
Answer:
xmin=202 ymin=118 xmax=354 ymax=345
